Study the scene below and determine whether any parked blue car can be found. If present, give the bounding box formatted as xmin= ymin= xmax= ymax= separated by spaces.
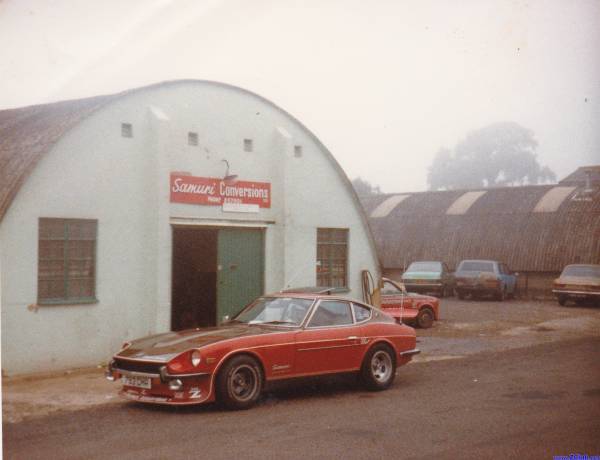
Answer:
xmin=454 ymin=260 xmax=517 ymax=301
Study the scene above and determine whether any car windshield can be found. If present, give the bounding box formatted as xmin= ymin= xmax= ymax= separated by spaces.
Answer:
xmin=458 ymin=261 xmax=495 ymax=272
xmin=233 ymin=297 xmax=314 ymax=326
xmin=562 ymin=265 xmax=600 ymax=278
xmin=406 ymin=261 xmax=441 ymax=272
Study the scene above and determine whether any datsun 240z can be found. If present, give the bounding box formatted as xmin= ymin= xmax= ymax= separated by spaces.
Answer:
xmin=105 ymin=294 xmax=420 ymax=409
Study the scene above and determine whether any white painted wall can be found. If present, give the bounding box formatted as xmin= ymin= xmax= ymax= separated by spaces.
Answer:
xmin=0 ymin=81 xmax=380 ymax=375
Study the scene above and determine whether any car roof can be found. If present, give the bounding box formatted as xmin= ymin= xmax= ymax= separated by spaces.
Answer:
xmin=564 ymin=264 xmax=600 ymax=268
xmin=409 ymin=260 xmax=442 ymax=263
xmin=280 ymin=286 xmax=349 ymax=295
xmin=264 ymin=292 xmax=368 ymax=304
xmin=458 ymin=259 xmax=499 ymax=264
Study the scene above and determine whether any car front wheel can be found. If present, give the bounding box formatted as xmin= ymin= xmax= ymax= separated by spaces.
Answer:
xmin=360 ymin=344 xmax=396 ymax=391
xmin=216 ymin=355 xmax=263 ymax=410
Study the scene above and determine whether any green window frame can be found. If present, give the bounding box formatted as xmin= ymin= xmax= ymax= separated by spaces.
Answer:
xmin=316 ymin=228 xmax=348 ymax=288
xmin=38 ymin=218 xmax=98 ymax=305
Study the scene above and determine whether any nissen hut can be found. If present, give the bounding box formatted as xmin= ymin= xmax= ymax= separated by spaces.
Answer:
xmin=0 ymin=80 xmax=380 ymax=375
xmin=362 ymin=166 xmax=600 ymax=298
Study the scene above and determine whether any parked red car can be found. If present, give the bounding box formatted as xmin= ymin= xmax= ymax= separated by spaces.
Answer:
xmin=380 ymin=278 xmax=440 ymax=328
xmin=106 ymin=293 xmax=419 ymax=409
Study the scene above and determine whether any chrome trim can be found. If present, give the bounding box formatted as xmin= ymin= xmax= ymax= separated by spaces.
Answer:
xmin=297 ymin=343 xmax=362 ymax=352
xmin=552 ymin=289 xmax=600 ymax=295
xmin=400 ymin=348 xmax=421 ymax=357
xmin=159 ymin=365 xmax=210 ymax=381
xmin=112 ymin=355 xmax=170 ymax=364
xmin=166 ymin=371 xmax=210 ymax=378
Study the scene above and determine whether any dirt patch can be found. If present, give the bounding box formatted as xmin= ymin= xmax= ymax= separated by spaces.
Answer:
xmin=2 ymin=367 xmax=121 ymax=423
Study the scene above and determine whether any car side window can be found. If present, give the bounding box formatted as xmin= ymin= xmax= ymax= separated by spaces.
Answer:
xmin=382 ymin=281 xmax=403 ymax=295
xmin=308 ymin=301 xmax=353 ymax=327
xmin=352 ymin=303 xmax=371 ymax=323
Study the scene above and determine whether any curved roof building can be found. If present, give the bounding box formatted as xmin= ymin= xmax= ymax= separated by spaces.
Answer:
xmin=363 ymin=168 xmax=599 ymax=280
xmin=0 ymin=80 xmax=380 ymax=374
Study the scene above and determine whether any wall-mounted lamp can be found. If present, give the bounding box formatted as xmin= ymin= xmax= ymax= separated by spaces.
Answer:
xmin=221 ymin=159 xmax=238 ymax=183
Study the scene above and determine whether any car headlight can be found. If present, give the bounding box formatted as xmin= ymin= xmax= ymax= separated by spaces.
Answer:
xmin=191 ymin=350 xmax=201 ymax=367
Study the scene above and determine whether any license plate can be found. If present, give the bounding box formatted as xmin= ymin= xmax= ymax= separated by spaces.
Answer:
xmin=121 ymin=375 xmax=151 ymax=389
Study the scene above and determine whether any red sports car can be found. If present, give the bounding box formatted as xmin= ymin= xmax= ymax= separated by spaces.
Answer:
xmin=380 ymin=278 xmax=440 ymax=329
xmin=105 ymin=293 xmax=419 ymax=409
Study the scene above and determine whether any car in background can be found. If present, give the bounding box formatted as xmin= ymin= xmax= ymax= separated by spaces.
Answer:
xmin=106 ymin=293 xmax=419 ymax=409
xmin=380 ymin=278 xmax=440 ymax=328
xmin=401 ymin=261 xmax=455 ymax=297
xmin=454 ymin=259 xmax=517 ymax=301
xmin=553 ymin=264 xmax=600 ymax=306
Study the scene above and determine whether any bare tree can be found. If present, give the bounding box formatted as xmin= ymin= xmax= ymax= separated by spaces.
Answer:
xmin=352 ymin=177 xmax=382 ymax=197
xmin=428 ymin=122 xmax=556 ymax=190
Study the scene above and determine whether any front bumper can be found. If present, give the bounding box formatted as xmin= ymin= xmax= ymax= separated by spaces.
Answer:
xmin=456 ymin=284 xmax=499 ymax=294
xmin=552 ymin=289 xmax=600 ymax=297
xmin=106 ymin=361 xmax=213 ymax=405
xmin=400 ymin=348 xmax=421 ymax=357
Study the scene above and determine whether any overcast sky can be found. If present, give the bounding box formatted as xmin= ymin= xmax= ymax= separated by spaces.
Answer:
xmin=1 ymin=0 xmax=598 ymax=192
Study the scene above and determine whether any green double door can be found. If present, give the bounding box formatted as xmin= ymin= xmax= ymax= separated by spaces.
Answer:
xmin=216 ymin=228 xmax=265 ymax=324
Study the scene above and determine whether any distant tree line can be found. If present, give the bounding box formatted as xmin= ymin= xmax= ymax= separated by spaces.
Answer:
xmin=427 ymin=122 xmax=556 ymax=190
xmin=352 ymin=176 xmax=382 ymax=197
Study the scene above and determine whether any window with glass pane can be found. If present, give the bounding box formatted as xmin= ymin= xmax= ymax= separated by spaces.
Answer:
xmin=308 ymin=301 xmax=353 ymax=327
xmin=38 ymin=218 xmax=97 ymax=304
xmin=316 ymin=228 xmax=348 ymax=288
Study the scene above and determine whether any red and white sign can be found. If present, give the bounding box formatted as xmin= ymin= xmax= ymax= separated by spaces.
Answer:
xmin=170 ymin=173 xmax=271 ymax=208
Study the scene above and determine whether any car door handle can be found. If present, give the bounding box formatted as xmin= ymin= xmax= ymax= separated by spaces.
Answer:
xmin=347 ymin=336 xmax=359 ymax=340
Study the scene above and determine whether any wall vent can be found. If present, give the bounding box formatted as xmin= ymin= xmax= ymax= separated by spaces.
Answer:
xmin=188 ymin=132 xmax=198 ymax=146
xmin=294 ymin=145 xmax=303 ymax=158
xmin=244 ymin=139 xmax=253 ymax=152
xmin=121 ymin=123 xmax=133 ymax=138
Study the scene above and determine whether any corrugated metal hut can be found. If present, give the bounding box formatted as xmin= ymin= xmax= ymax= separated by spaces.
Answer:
xmin=362 ymin=166 xmax=600 ymax=297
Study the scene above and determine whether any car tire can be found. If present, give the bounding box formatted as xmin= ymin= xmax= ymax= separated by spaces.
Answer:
xmin=496 ymin=288 xmax=506 ymax=301
xmin=216 ymin=355 xmax=263 ymax=410
xmin=360 ymin=344 xmax=396 ymax=391
xmin=416 ymin=308 xmax=435 ymax=329
xmin=557 ymin=295 xmax=567 ymax=306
